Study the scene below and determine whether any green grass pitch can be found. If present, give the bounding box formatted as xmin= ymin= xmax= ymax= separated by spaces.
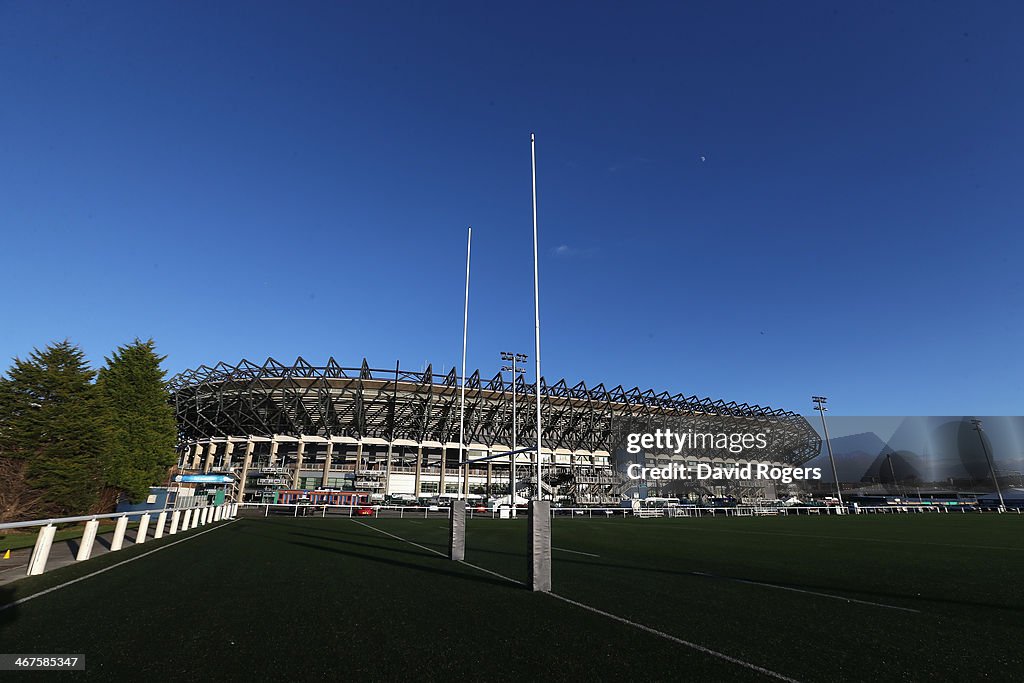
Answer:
xmin=1 ymin=513 xmax=1022 ymax=680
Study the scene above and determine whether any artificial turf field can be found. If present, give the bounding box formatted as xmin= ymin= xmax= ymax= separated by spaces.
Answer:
xmin=1 ymin=513 xmax=1022 ymax=681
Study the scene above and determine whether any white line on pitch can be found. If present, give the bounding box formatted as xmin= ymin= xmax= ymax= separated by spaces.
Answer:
xmin=548 ymin=592 xmax=802 ymax=683
xmin=352 ymin=520 xmax=800 ymax=683
xmin=553 ymin=546 xmax=600 ymax=557
xmin=672 ymin=525 xmax=1024 ymax=552
xmin=694 ymin=572 xmax=919 ymax=613
xmin=0 ymin=520 xmax=238 ymax=614
xmin=351 ymin=520 xmax=520 ymax=585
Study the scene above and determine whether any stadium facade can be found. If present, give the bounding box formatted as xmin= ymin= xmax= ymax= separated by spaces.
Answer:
xmin=169 ymin=358 xmax=822 ymax=504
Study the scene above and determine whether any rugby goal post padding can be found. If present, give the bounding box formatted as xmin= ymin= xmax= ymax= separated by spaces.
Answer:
xmin=529 ymin=500 xmax=552 ymax=592
xmin=449 ymin=500 xmax=466 ymax=561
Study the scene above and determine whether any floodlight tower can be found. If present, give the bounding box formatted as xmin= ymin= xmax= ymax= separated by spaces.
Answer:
xmin=501 ymin=352 xmax=527 ymax=512
xmin=812 ymin=396 xmax=844 ymax=508
xmin=970 ymin=419 xmax=1006 ymax=511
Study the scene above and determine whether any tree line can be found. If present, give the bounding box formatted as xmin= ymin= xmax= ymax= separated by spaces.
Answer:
xmin=0 ymin=339 xmax=178 ymax=522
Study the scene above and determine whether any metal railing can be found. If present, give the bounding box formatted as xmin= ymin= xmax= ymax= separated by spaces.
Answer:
xmin=239 ymin=502 xmax=1019 ymax=520
xmin=0 ymin=502 xmax=238 ymax=577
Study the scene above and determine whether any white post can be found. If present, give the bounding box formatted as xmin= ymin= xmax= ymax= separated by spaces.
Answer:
xmin=214 ymin=506 xmax=222 ymax=522
xmin=27 ymin=524 xmax=57 ymax=576
xmin=76 ymin=519 xmax=100 ymax=561
xmin=530 ymin=132 xmax=543 ymax=499
xmin=169 ymin=510 xmax=181 ymax=535
xmin=181 ymin=509 xmax=192 ymax=531
xmin=154 ymin=511 xmax=168 ymax=539
xmin=200 ymin=507 xmax=209 ymax=525
xmin=136 ymin=513 xmax=151 ymax=544
xmin=191 ymin=507 xmax=201 ymax=528
xmin=458 ymin=226 xmax=472 ymax=502
xmin=110 ymin=516 xmax=129 ymax=551
xmin=232 ymin=502 xmax=238 ymax=517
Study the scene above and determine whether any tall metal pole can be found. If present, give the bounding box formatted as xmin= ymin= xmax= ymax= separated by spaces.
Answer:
xmin=531 ymin=133 xmax=543 ymax=500
xmin=972 ymin=419 xmax=1005 ymax=511
xmin=511 ymin=354 xmax=517 ymax=508
xmin=502 ymin=351 xmax=526 ymax=515
xmin=459 ymin=227 xmax=471 ymax=501
xmin=812 ymin=396 xmax=843 ymax=508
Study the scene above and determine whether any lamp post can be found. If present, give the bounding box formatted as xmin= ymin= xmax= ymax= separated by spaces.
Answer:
xmin=501 ymin=352 xmax=527 ymax=514
xmin=812 ymin=396 xmax=844 ymax=509
xmin=970 ymin=419 xmax=1006 ymax=512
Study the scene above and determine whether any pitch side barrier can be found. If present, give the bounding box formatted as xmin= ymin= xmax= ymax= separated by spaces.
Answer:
xmin=239 ymin=502 xmax=1017 ymax=520
xmin=241 ymin=503 xmax=457 ymax=519
xmin=556 ymin=505 xmax=1015 ymax=518
xmin=0 ymin=503 xmax=238 ymax=577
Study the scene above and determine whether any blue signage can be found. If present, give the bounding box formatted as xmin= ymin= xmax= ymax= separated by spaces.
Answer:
xmin=175 ymin=474 xmax=233 ymax=483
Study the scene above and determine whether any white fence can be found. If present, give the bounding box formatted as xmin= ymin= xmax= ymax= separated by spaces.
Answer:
xmin=0 ymin=503 xmax=238 ymax=577
xmin=240 ymin=502 xmax=1018 ymax=520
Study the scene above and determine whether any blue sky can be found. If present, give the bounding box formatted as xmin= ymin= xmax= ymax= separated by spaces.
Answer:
xmin=2 ymin=2 xmax=1022 ymax=415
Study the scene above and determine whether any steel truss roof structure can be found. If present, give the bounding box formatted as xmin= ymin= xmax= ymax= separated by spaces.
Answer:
xmin=169 ymin=358 xmax=821 ymax=465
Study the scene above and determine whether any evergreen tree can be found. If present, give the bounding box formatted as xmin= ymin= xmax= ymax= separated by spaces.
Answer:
xmin=97 ymin=339 xmax=178 ymax=502
xmin=0 ymin=341 xmax=111 ymax=515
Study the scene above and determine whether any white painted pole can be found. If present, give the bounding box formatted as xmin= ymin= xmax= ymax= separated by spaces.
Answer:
xmin=27 ymin=524 xmax=56 ymax=576
xmin=191 ymin=507 xmax=201 ymax=529
xmin=135 ymin=513 xmax=151 ymax=544
xmin=181 ymin=509 xmax=192 ymax=532
xmin=214 ymin=506 xmax=222 ymax=522
xmin=531 ymin=132 xmax=543 ymax=500
xmin=154 ymin=511 xmax=168 ymax=539
xmin=110 ymin=516 xmax=129 ymax=551
xmin=76 ymin=519 xmax=100 ymax=561
xmin=459 ymin=226 xmax=472 ymax=500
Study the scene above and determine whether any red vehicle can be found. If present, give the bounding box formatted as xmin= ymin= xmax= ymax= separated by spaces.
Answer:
xmin=355 ymin=506 xmax=375 ymax=516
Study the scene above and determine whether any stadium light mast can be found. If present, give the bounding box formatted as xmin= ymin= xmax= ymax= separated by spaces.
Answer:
xmin=531 ymin=132 xmax=544 ymax=500
xmin=970 ymin=419 xmax=1005 ymax=511
xmin=501 ymin=352 xmax=527 ymax=513
xmin=812 ymin=396 xmax=844 ymax=509
xmin=458 ymin=227 xmax=472 ymax=501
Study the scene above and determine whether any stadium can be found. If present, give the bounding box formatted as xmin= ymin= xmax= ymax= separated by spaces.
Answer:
xmin=168 ymin=357 xmax=822 ymax=505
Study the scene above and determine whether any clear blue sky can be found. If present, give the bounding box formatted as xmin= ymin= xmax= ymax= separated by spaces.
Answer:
xmin=2 ymin=2 xmax=1022 ymax=415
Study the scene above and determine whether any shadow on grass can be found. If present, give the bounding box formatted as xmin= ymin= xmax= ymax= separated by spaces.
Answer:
xmin=554 ymin=555 xmax=1024 ymax=615
xmin=290 ymin=531 xmax=456 ymax=561
xmin=0 ymin=585 xmax=18 ymax=633
xmin=288 ymin=540 xmax=515 ymax=589
xmin=255 ymin=517 xmax=529 ymax=560
xmin=232 ymin=525 xmax=445 ymax=562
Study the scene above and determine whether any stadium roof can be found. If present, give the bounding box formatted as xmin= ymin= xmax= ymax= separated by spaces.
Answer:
xmin=169 ymin=357 xmax=821 ymax=464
